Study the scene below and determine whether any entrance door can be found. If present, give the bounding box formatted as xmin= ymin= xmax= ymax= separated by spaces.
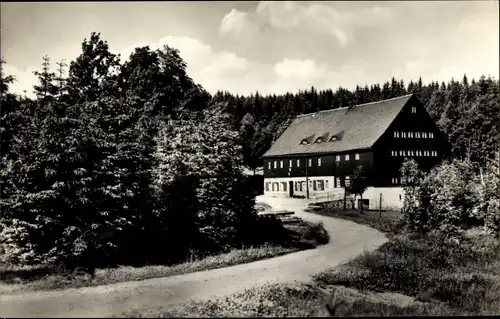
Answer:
xmin=288 ymin=181 xmax=294 ymax=197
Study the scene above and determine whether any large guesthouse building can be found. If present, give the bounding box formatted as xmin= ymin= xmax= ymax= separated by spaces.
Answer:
xmin=261 ymin=94 xmax=450 ymax=210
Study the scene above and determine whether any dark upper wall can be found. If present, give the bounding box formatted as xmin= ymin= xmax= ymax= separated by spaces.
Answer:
xmin=372 ymin=95 xmax=450 ymax=186
xmin=263 ymin=150 xmax=374 ymax=185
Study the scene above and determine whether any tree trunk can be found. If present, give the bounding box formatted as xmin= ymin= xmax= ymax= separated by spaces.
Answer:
xmin=360 ymin=194 xmax=364 ymax=213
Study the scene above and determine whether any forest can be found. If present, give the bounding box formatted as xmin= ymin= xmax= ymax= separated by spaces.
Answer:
xmin=1 ymin=32 xmax=499 ymax=270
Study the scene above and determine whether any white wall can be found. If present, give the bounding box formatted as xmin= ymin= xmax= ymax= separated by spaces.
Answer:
xmin=356 ymin=187 xmax=404 ymax=210
xmin=263 ymin=177 xmax=404 ymax=210
xmin=263 ymin=176 xmax=343 ymax=198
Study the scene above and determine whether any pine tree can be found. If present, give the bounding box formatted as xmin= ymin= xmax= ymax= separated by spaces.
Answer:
xmin=33 ymin=55 xmax=58 ymax=100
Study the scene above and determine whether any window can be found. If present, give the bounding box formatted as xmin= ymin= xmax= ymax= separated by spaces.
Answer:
xmin=281 ymin=182 xmax=287 ymax=192
xmin=410 ymin=150 xmax=414 ymax=156
xmin=325 ymin=180 xmax=329 ymax=190
xmin=355 ymin=153 xmax=360 ymax=160
xmin=280 ymin=160 xmax=284 ymax=168
xmin=272 ymin=182 xmax=278 ymax=191
xmin=297 ymin=159 xmax=300 ymax=167
xmin=429 ymin=132 xmax=434 ymax=138
xmin=403 ymin=150 xmax=406 ymax=156
xmin=301 ymin=139 xmax=309 ymax=145
xmin=345 ymin=154 xmax=350 ymax=161
xmin=416 ymin=132 xmax=421 ymax=138
xmin=265 ymin=183 xmax=270 ymax=191
xmin=317 ymin=180 xmax=325 ymax=191
xmin=295 ymin=182 xmax=299 ymax=191
xmin=402 ymin=132 xmax=407 ymax=138
xmin=399 ymin=150 xmax=403 ymax=156
xmin=435 ymin=150 xmax=438 ymax=156
xmin=273 ymin=161 xmax=277 ymax=169
xmin=335 ymin=177 xmax=341 ymax=188
xmin=345 ymin=176 xmax=351 ymax=187
xmin=268 ymin=162 xmax=271 ymax=169
xmin=289 ymin=159 xmax=293 ymax=168
xmin=411 ymin=106 xmax=417 ymax=113
xmin=315 ymin=137 xmax=323 ymax=143
xmin=391 ymin=150 xmax=395 ymax=156
xmin=423 ymin=132 xmax=427 ymax=138
xmin=313 ymin=180 xmax=317 ymax=191
xmin=409 ymin=132 xmax=413 ymax=138
xmin=318 ymin=158 xmax=322 ymax=166
xmin=308 ymin=158 xmax=312 ymax=167
xmin=330 ymin=136 xmax=338 ymax=142
xmin=392 ymin=177 xmax=399 ymax=184
xmin=335 ymin=155 xmax=340 ymax=162
xmin=394 ymin=131 xmax=399 ymax=138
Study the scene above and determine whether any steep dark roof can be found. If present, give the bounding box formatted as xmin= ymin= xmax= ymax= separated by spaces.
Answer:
xmin=262 ymin=94 xmax=414 ymax=157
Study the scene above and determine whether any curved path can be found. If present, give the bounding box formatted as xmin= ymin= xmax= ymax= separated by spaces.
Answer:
xmin=0 ymin=196 xmax=387 ymax=318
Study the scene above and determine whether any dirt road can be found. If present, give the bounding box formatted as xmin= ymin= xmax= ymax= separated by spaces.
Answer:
xmin=0 ymin=196 xmax=387 ymax=318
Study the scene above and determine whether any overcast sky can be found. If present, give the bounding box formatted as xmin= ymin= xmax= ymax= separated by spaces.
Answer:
xmin=1 ymin=1 xmax=498 ymax=97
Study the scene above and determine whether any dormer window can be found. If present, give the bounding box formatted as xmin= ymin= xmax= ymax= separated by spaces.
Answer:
xmin=330 ymin=136 xmax=338 ymax=142
xmin=301 ymin=139 xmax=309 ymax=145
xmin=315 ymin=137 xmax=323 ymax=143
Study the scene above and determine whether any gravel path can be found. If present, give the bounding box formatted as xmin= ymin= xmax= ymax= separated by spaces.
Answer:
xmin=0 ymin=196 xmax=387 ymax=318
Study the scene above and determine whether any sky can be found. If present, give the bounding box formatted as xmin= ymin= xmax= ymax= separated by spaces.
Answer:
xmin=1 ymin=1 xmax=499 ymax=98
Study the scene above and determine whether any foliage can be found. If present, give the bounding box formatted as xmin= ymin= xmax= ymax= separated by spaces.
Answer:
xmin=345 ymin=164 xmax=369 ymax=212
xmin=401 ymin=158 xmax=489 ymax=238
xmin=314 ymin=232 xmax=500 ymax=315
xmin=478 ymin=151 xmax=500 ymax=236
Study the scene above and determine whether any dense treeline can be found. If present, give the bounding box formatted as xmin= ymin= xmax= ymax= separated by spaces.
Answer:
xmin=0 ymin=33 xmax=271 ymax=269
xmin=213 ymin=75 xmax=499 ymax=171
xmin=1 ymin=31 xmax=498 ymax=269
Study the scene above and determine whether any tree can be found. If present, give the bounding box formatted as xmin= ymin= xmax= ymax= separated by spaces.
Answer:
xmin=66 ymin=32 xmax=121 ymax=103
xmin=33 ymin=55 xmax=58 ymax=100
xmin=345 ymin=165 xmax=368 ymax=212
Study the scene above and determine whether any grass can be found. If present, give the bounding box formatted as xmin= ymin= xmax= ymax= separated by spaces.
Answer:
xmin=313 ymin=230 xmax=500 ymax=316
xmin=0 ymin=219 xmax=329 ymax=294
xmin=313 ymin=206 xmax=403 ymax=236
xmin=121 ymin=282 xmax=329 ymax=318
xmin=140 ymin=209 xmax=500 ymax=317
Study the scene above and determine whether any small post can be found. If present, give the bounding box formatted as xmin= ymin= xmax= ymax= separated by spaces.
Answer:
xmin=379 ymin=193 xmax=382 ymax=218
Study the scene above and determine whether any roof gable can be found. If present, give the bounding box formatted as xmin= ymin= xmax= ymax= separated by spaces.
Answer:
xmin=262 ymin=94 xmax=414 ymax=157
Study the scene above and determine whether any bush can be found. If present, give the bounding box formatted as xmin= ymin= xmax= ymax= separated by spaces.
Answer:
xmin=400 ymin=158 xmax=482 ymax=237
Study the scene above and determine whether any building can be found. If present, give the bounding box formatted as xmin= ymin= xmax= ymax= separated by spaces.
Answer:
xmin=260 ymin=94 xmax=450 ymax=210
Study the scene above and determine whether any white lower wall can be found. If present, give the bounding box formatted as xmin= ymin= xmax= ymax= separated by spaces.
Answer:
xmin=263 ymin=176 xmax=340 ymax=198
xmin=263 ymin=177 xmax=404 ymax=210
xmin=356 ymin=187 xmax=404 ymax=210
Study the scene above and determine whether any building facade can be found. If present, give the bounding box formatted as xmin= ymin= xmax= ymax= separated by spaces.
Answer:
xmin=261 ymin=94 xmax=450 ymax=210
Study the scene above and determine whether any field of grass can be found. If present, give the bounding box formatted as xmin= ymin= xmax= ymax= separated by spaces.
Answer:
xmin=0 ymin=219 xmax=329 ymax=294
xmin=313 ymin=206 xmax=402 ymax=235
xmin=139 ymin=208 xmax=500 ymax=317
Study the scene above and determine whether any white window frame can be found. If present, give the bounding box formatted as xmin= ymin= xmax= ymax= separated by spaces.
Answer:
xmin=345 ymin=154 xmax=350 ymax=161
xmin=345 ymin=176 xmax=351 ymax=187
xmin=297 ymin=159 xmax=300 ymax=167
xmin=318 ymin=158 xmax=322 ymax=166
xmin=313 ymin=180 xmax=317 ymax=191
xmin=430 ymin=132 xmax=434 ymax=138
xmin=394 ymin=131 xmax=399 ymax=138
xmin=308 ymin=158 xmax=312 ymax=167
xmin=335 ymin=177 xmax=341 ymax=188
xmin=268 ymin=162 xmax=271 ymax=169
xmin=411 ymin=106 xmax=417 ymax=113
xmin=274 ymin=161 xmax=277 ymax=169
xmin=335 ymin=155 xmax=340 ymax=162
xmin=355 ymin=153 xmax=360 ymax=160
xmin=409 ymin=132 xmax=414 ymax=138
xmin=423 ymin=132 xmax=427 ymax=138
xmin=402 ymin=132 xmax=407 ymax=138
xmin=317 ymin=180 xmax=324 ymax=191
xmin=403 ymin=150 xmax=406 ymax=156
xmin=280 ymin=160 xmax=284 ymax=168
xmin=289 ymin=159 xmax=293 ymax=168
xmin=416 ymin=132 xmax=420 ymax=138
